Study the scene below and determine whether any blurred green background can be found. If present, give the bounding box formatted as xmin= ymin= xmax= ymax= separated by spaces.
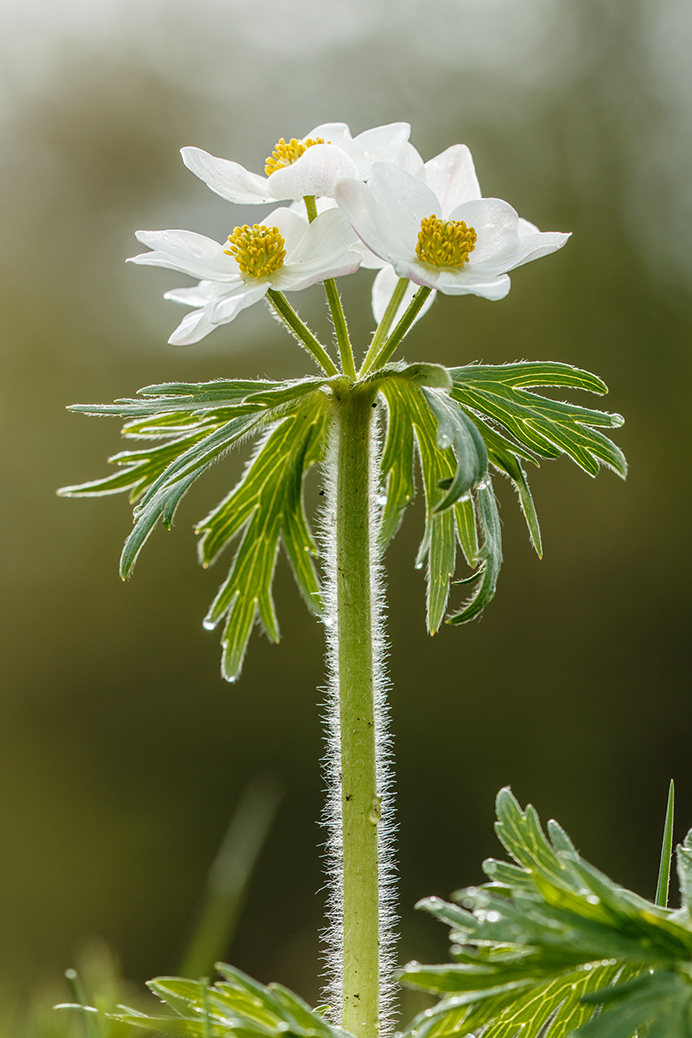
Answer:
xmin=1 ymin=0 xmax=691 ymax=1020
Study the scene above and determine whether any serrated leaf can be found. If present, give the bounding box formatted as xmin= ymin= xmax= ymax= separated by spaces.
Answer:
xmin=378 ymin=378 xmax=464 ymax=632
xmin=475 ymin=420 xmax=543 ymax=558
xmin=110 ymin=967 xmax=354 ymax=1038
xmin=420 ymin=387 xmax=488 ymax=513
xmin=402 ymin=790 xmax=692 ymax=1038
xmin=491 ymin=787 xmax=576 ymax=889
xmin=61 ymin=377 xmax=330 ymax=680
xmin=450 ymin=362 xmax=626 ymax=479
xmin=447 ymin=480 xmax=502 ymax=625
xmin=198 ymin=397 xmax=328 ymax=681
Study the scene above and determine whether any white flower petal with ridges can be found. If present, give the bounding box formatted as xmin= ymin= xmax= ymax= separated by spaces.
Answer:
xmin=164 ymin=281 xmax=227 ymax=307
xmin=371 ymin=163 xmax=440 ymax=229
xmin=275 ymin=208 xmax=362 ymax=291
xmin=130 ymin=229 xmax=241 ymax=282
xmin=422 ymin=145 xmax=481 ymax=216
xmin=308 ymin=121 xmax=411 ymax=179
xmin=266 ymin=144 xmax=358 ymax=201
xmin=181 ymin=147 xmax=274 ymax=204
xmin=168 ymin=307 xmax=217 ymax=346
xmin=335 ymin=179 xmax=409 ymax=265
xmin=207 ymin=284 xmax=268 ymax=324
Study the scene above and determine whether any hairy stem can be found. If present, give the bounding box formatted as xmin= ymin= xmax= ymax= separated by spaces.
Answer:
xmin=324 ymin=385 xmax=395 ymax=1037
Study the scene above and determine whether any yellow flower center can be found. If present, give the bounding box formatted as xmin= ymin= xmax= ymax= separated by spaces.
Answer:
xmin=224 ymin=224 xmax=286 ymax=279
xmin=416 ymin=214 xmax=477 ymax=268
xmin=264 ymin=137 xmax=326 ymax=176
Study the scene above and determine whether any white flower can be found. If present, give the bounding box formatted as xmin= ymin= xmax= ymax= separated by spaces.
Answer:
xmin=335 ymin=145 xmax=570 ymax=301
xmin=181 ymin=122 xmax=412 ymax=206
xmin=129 ymin=206 xmax=361 ymax=345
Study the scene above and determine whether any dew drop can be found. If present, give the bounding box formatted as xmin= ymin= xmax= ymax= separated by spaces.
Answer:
xmin=415 ymin=561 xmax=423 ymax=570
xmin=323 ymin=616 xmax=334 ymax=628
xmin=477 ymin=477 xmax=491 ymax=490
xmin=486 ymin=910 xmax=501 ymax=923
xmin=202 ymin=618 xmax=216 ymax=631
xmin=586 ymin=894 xmax=600 ymax=905
xmin=376 ymin=494 xmax=388 ymax=506
xmin=439 ymin=434 xmax=452 ymax=449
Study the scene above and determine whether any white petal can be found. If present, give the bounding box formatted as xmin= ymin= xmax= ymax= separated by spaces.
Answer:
xmin=164 ymin=281 xmax=221 ymax=307
xmin=450 ymin=198 xmax=570 ymax=275
xmin=277 ymin=208 xmax=362 ymax=290
xmin=518 ymin=216 xmax=540 ymax=236
xmin=498 ymin=230 xmax=571 ymax=272
xmin=207 ymin=284 xmax=268 ymax=323
xmin=335 ymin=178 xmax=411 ymax=265
xmin=447 ymin=197 xmax=519 ymax=268
xmin=430 ymin=269 xmax=511 ymax=300
xmin=370 ymin=162 xmax=440 ymax=227
xmin=181 ymin=147 xmax=273 ymax=204
xmin=371 ymin=265 xmax=436 ymax=324
xmin=350 ymin=122 xmax=411 ymax=177
xmin=168 ymin=308 xmax=217 ymax=345
xmin=396 ymin=141 xmax=425 ymax=175
xmin=423 ymin=145 xmax=482 ymax=217
xmin=130 ymin=229 xmax=241 ymax=281
xmin=267 ymin=143 xmax=359 ymax=200
xmin=261 ymin=206 xmax=309 ymax=251
xmin=307 ymin=122 xmax=352 ymax=147
xmin=352 ymin=238 xmax=386 ymax=270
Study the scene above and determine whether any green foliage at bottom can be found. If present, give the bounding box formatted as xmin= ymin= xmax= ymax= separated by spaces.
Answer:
xmin=108 ymin=964 xmax=354 ymax=1038
xmin=400 ymin=788 xmax=692 ymax=1038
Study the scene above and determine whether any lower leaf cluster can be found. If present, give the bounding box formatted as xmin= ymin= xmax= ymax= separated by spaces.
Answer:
xmin=399 ymin=789 xmax=692 ymax=1038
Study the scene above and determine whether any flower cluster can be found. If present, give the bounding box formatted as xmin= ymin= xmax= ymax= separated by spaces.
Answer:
xmin=130 ymin=122 xmax=569 ymax=348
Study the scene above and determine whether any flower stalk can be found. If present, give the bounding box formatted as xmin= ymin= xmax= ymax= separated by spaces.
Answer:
xmin=324 ymin=382 xmax=393 ymax=1038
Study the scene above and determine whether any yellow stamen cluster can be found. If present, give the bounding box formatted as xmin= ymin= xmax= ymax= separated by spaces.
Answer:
xmin=264 ymin=137 xmax=326 ymax=176
xmin=224 ymin=224 xmax=286 ymax=279
xmin=416 ymin=214 xmax=477 ymax=268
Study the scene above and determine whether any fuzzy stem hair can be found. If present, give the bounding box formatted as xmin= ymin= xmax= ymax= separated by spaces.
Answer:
xmin=320 ymin=385 xmax=397 ymax=1038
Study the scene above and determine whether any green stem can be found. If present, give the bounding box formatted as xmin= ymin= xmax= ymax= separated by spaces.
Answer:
xmin=303 ymin=195 xmax=356 ymax=380
xmin=325 ymin=278 xmax=357 ymax=380
xmin=332 ymin=385 xmax=382 ymax=1038
xmin=266 ymin=289 xmax=338 ymax=377
xmin=359 ymin=277 xmax=408 ymax=376
xmin=361 ymin=286 xmax=432 ymax=375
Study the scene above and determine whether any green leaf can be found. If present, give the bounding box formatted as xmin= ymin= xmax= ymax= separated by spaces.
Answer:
xmin=198 ymin=396 xmax=328 ymax=681
xmin=378 ymin=377 xmax=483 ymax=633
xmin=447 ymin=480 xmax=502 ymax=625
xmin=477 ymin=421 xmax=542 ymax=558
xmin=656 ymin=780 xmax=676 ymax=908
xmin=110 ymin=966 xmax=353 ymax=1038
xmin=420 ymin=387 xmax=488 ymax=513
xmin=60 ymin=377 xmax=330 ymax=681
xmin=450 ymin=362 xmax=626 ymax=479
xmin=401 ymin=789 xmax=692 ymax=1038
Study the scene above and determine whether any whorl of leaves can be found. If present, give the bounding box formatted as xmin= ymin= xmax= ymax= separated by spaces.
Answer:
xmin=59 ymin=360 xmax=624 ymax=680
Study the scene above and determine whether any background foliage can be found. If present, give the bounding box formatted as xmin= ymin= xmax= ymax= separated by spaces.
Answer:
xmin=1 ymin=0 xmax=691 ymax=1021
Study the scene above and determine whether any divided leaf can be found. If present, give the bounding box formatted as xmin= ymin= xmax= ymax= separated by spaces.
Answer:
xmin=111 ymin=965 xmax=354 ymax=1038
xmin=450 ymin=361 xmax=626 ymax=478
xmin=378 ymin=375 xmax=491 ymax=633
xmin=59 ymin=377 xmax=330 ymax=681
xmin=400 ymin=788 xmax=692 ymax=1038
xmin=199 ymin=395 xmax=328 ymax=681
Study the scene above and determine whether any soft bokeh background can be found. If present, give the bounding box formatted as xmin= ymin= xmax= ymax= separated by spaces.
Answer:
xmin=2 ymin=0 xmax=691 ymax=1019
